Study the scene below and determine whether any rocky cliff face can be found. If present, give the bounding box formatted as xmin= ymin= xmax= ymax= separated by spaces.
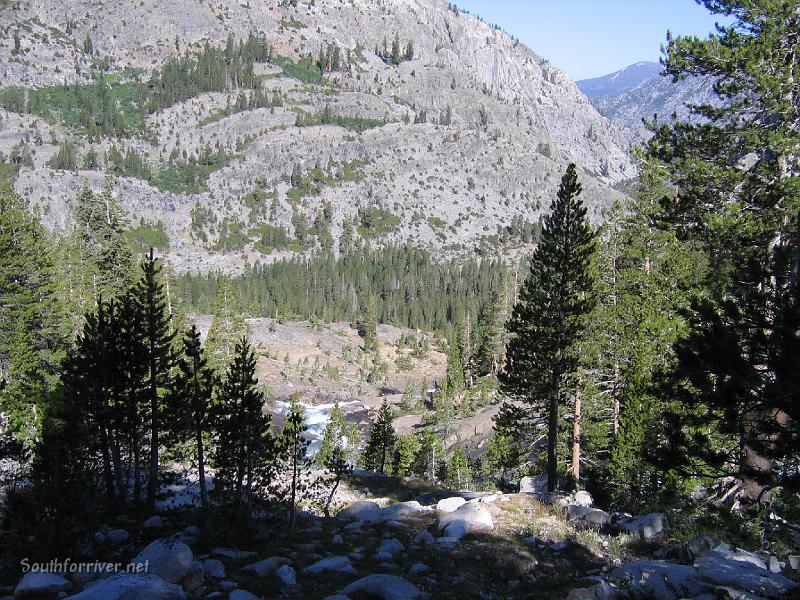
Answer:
xmin=1 ymin=0 xmax=634 ymax=272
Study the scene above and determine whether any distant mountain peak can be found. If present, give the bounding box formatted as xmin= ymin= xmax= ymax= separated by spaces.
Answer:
xmin=577 ymin=61 xmax=662 ymax=99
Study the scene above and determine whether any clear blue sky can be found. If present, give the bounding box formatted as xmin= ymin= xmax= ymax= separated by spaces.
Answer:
xmin=453 ymin=0 xmax=729 ymax=80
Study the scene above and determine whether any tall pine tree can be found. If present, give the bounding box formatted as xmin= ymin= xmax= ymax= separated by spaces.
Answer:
xmin=499 ymin=164 xmax=596 ymax=492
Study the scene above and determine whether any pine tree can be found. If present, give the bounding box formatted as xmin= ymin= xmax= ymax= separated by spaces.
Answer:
xmin=213 ymin=336 xmax=274 ymax=514
xmin=648 ymin=0 xmax=800 ymax=500
xmin=316 ymin=402 xmax=358 ymax=468
xmin=135 ymin=249 xmax=175 ymax=512
xmin=316 ymin=403 xmax=357 ymax=516
xmin=392 ymin=434 xmax=421 ymax=477
xmin=357 ymin=294 xmax=378 ymax=353
xmin=172 ymin=325 xmax=216 ymax=518
xmin=476 ymin=280 xmax=508 ymax=376
xmin=206 ymin=278 xmax=248 ymax=371
xmin=499 ymin=164 xmax=596 ymax=492
xmin=276 ymin=394 xmax=311 ymax=531
xmin=0 ymin=191 xmax=66 ymax=454
xmin=447 ymin=447 xmax=472 ymax=490
xmin=362 ymin=399 xmax=396 ymax=474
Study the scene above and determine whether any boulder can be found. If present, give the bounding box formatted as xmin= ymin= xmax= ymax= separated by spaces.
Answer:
xmin=141 ymin=516 xmax=165 ymax=530
xmin=519 ymin=475 xmax=548 ymax=495
xmin=64 ymin=573 xmax=186 ymax=600
xmin=303 ymin=555 xmax=357 ymax=575
xmin=566 ymin=506 xmax=611 ymax=527
xmin=340 ymin=574 xmax=420 ymax=600
xmin=337 ymin=501 xmax=380 ymax=521
xmin=130 ymin=540 xmax=193 ymax=584
xmin=210 ymin=548 xmax=258 ymax=562
xmin=691 ymin=552 xmax=798 ymax=598
xmin=375 ymin=539 xmax=404 ymax=561
xmin=617 ymin=513 xmax=668 ymax=539
xmin=572 ymin=491 xmax=594 ymax=507
xmin=436 ymin=503 xmax=494 ymax=535
xmin=106 ymin=529 xmax=130 ymax=545
xmin=181 ymin=562 xmax=204 ymax=592
xmin=687 ymin=534 xmax=723 ymax=559
xmin=408 ymin=563 xmax=429 ymax=575
xmin=14 ymin=573 xmax=71 ymax=597
xmin=332 ymin=534 xmax=344 ymax=546
xmin=709 ymin=543 xmax=768 ymax=570
xmin=241 ymin=557 xmax=290 ymax=578
xmin=436 ymin=497 xmax=466 ymax=513
xmin=202 ymin=559 xmax=225 ymax=580
xmin=614 ymin=561 xmax=694 ymax=600
xmin=276 ymin=565 xmax=296 ymax=586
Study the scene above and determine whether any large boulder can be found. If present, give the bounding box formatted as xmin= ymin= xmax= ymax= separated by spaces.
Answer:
xmin=340 ymin=574 xmax=420 ymax=600
xmin=303 ymin=555 xmax=357 ymax=575
xmin=130 ymin=540 xmax=193 ymax=584
xmin=566 ymin=506 xmax=612 ymax=527
xmin=241 ymin=556 xmax=290 ymax=578
xmin=436 ymin=497 xmax=467 ymax=514
xmin=436 ymin=503 xmax=494 ymax=538
xmin=14 ymin=573 xmax=71 ymax=597
xmin=336 ymin=501 xmax=380 ymax=521
xmin=611 ymin=561 xmax=694 ymax=600
xmin=64 ymin=573 xmax=186 ymax=600
xmin=519 ymin=475 xmax=548 ymax=495
xmin=707 ymin=543 xmax=768 ymax=570
xmin=690 ymin=551 xmax=798 ymax=598
xmin=616 ymin=513 xmax=668 ymax=539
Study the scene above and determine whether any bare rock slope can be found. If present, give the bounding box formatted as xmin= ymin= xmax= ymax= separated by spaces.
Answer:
xmin=2 ymin=0 xmax=635 ymax=272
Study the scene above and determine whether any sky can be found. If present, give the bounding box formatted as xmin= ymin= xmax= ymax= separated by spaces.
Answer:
xmin=453 ymin=0 xmax=730 ymax=81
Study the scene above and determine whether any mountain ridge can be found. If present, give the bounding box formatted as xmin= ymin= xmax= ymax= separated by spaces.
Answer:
xmin=1 ymin=0 xmax=634 ymax=273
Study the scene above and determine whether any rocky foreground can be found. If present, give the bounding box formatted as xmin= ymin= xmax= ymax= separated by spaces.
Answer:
xmin=3 ymin=472 xmax=798 ymax=600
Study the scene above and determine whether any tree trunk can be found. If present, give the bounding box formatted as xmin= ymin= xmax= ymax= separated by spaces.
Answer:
xmin=571 ymin=386 xmax=582 ymax=482
xmin=547 ymin=349 xmax=562 ymax=493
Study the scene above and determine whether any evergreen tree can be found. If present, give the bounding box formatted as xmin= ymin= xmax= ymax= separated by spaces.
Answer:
xmin=476 ymin=280 xmax=508 ymax=376
xmin=276 ymin=394 xmax=311 ymax=531
xmin=316 ymin=402 xmax=359 ymax=468
xmin=316 ymin=403 xmax=358 ymax=516
xmin=206 ymin=278 xmax=248 ymax=371
xmin=213 ymin=336 xmax=275 ymax=514
xmin=0 ymin=192 xmax=66 ymax=454
xmin=648 ymin=0 xmax=800 ymax=500
xmin=447 ymin=447 xmax=472 ymax=489
xmin=392 ymin=434 xmax=421 ymax=477
xmin=357 ymin=294 xmax=378 ymax=353
xmin=362 ymin=399 xmax=396 ymax=474
xmin=135 ymin=249 xmax=175 ymax=512
xmin=499 ymin=164 xmax=596 ymax=492
xmin=47 ymin=140 xmax=78 ymax=171
xmin=172 ymin=325 xmax=216 ymax=517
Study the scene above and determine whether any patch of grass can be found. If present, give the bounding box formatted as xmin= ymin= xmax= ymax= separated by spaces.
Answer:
xmin=125 ymin=224 xmax=170 ymax=253
xmin=278 ymin=17 xmax=306 ymax=29
xmin=272 ymin=55 xmax=328 ymax=86
xmin=0 ymin=76 xmax=147 ymax=137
